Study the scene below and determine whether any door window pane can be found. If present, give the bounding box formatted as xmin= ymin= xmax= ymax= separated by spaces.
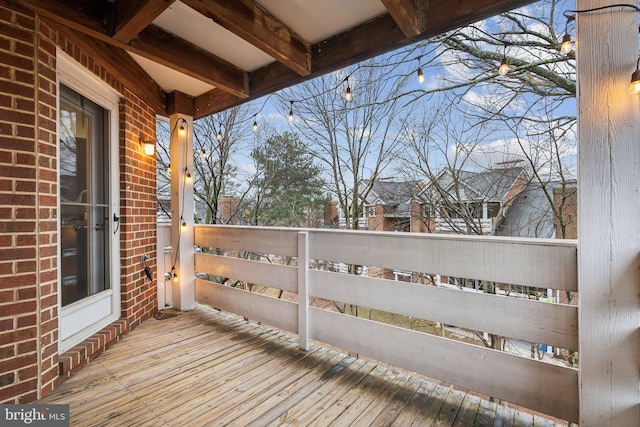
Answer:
xmin=59 ymin=85 xmax=110 ymax=306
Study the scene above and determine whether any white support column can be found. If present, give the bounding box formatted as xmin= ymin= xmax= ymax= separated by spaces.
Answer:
xmin=298 ymin=232 xmax=309 ymax=350
xmin=576 ymin=1 xmax=640 ymax=425
xmin=170 ymin=114 xmax=195 ymax=311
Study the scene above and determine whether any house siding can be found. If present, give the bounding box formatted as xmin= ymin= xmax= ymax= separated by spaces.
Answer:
xmin=0 ymin=1 xmax=158 ymax=403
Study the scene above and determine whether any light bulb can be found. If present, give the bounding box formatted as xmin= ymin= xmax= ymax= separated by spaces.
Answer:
xmin=185 ymin=170 xmax=192 ymax=183
xmin=345 ymin=86 xmax=352 ymax=101
xmin=288 ymin=109 xmax=294 ymax=122
xmin=498 ymin=57 xmax=509 ymax=76
xmin=143 ymin=141 xmax=155 ymax=156
xmin=201 ymin=148 xmax=206 ymax=159
xmin=216 ymin=130 xmax=222 ymax=141
xmin=560 ymin=34 xmax=572 ymax=55
xmin=629 ymin=69 xmax=640 ymax=95
xmin=417 ymin=67 xmax=424 ymax=84
xmin=178 ymin=123 xmax=186 ymax=137
xmin=166 ymin=163 xmax=171 ymax=175
xmin=253 ymin=120 xmax=258 ymax=132
xmin=173 ymin=272 xmax=178 ymax=282
xmin=181 ymin=220 xmax=186 ymax=231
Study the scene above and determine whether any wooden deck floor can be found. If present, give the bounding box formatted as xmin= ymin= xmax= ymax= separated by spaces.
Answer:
xmin=40 ymin=306 xmax=565 ymax=426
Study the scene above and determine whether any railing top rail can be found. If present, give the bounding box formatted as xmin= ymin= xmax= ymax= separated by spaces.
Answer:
xmin=194 ymin=224 xmax=577 ymax=249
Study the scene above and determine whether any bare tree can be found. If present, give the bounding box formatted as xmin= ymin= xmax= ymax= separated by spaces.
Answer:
xmin=192 ymin=105 xmax=255 ymax=224
xmin=280 ymin=57 xmax=412 ymax=230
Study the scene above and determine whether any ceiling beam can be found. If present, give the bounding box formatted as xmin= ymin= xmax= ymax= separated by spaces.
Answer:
xmin=194 ymin=0 xmax=536 ymax=118
xmin=54 ymin=23 xmax=167 ymax=114
xmin=10 ymin=0 xmax=248 ymax=99
xmin=128 ymin=25 xmax=248 ymax=98
xmin=10 ymin=0 xmax=108 ymax=35
xmin=112 ymin=0 xmax=177 ymax=43
xmin=182 ymin=0 xmax=311 ymax=76
xmin=194 ymin=89 xmax=242 ymax=119
xmin=380 ymin=0 xmax=425 ymax=38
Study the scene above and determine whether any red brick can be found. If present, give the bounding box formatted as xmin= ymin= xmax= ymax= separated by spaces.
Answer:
xmin=17 ymin=340 xmax=36 ymax=354
xmin=16 ymin=314 xmax=36 ymax=328
xmin=0 ymin=301 xmax=36 ymax=316
xmin=17 ymin=365 xmax=37 ymax=381
xmin=0 ymin=327 xmax=36 ymax=346
xmin=0 ymin=344 xmax=15 ymax=359
xmin=2 ymin=354 xmax=36 ymax=372
xmin=0 ymin=378 xmax=38 ymax=401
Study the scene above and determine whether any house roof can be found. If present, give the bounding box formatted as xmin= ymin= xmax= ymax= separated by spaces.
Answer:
xmin=363 ymin=179 xmax=422 ymax=218
xmin=364 ymin=180 xmax=422 ymax=205
xmin=428 ymin=166 xmax=526 ymax=203
xmin=12 ymin=0 xmax=536 ymax=119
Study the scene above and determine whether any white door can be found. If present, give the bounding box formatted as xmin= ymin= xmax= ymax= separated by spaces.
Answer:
xmin=57 ymin=53 xmax=120 ymax=352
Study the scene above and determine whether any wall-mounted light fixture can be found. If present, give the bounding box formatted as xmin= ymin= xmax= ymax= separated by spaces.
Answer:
xmin=139 ymin=136 xmax=155 ymax=156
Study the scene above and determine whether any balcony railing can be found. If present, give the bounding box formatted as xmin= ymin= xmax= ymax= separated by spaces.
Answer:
xmin=161 ymin=224 xmax=579 ymax=423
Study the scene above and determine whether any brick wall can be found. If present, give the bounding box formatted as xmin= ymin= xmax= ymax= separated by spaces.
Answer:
xmin=0 ymin=2 xmax=59 ymax=403
xmin=118 ymin=89 xmax=157 ymax=330
xmin=0 ymin=0 xmax=158 ymax=403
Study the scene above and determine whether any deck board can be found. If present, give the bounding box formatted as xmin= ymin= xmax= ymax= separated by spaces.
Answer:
xmin=39 ymin=306 xmax=568 ymax=426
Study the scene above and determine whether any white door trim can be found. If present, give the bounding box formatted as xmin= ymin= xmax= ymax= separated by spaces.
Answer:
xmin=56 ymin=50 xmax=121 ymax=353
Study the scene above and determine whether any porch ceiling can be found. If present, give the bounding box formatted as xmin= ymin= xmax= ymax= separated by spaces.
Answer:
xmin=12 ymin=0 xmax=535 ymax=118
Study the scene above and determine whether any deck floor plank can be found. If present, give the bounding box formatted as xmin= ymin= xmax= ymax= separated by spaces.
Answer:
xmin=38 ymin=306 xmax=567 ymax=427
xmin=453 ymin=393 xmax=483 ymax=426
xmin=271 ymin=359 xmax=376 ymax=426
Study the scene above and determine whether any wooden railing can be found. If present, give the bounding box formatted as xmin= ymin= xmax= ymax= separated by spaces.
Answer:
xmin=191 ymin=225 xmax=579 ymax=423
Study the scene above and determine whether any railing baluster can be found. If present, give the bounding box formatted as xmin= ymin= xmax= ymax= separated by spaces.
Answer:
xmin=297 ymin=231 xmax=309 ymax=350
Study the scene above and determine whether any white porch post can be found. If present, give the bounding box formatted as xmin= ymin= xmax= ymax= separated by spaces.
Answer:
xmin=576 ymin=1 xmax=640 ymax=425
xmin=170 ymin=114 xmax=195 ymax=310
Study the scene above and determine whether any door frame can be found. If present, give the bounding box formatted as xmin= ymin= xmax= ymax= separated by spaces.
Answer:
xmin=56 ymin=50 xmax=121 ymax=352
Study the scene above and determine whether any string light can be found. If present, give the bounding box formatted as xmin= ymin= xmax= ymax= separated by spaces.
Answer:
xmin=200 ymin=148 xmax=207 ymax=159
xmin=178 ymin=120 xmax=186 ymax=137
xmin=216 ymin=129 xmax=222 ymax=141
xmin=560 ymin=33 xmax=572 ymax=55
xmin=417 ymin=67 xmax=425 ymax=84
xmin=345 ymin=77 xmax=352 ymax=101
xmin=181 ymin=217 xmax=187 ymax=231
xmin=498 ymin=57 xmax=509 ymax=76
xmin=185 ymin=168 xmax=192 ymax=183
xmin=166 ymin=163 xmax=171 ymax=175
xmin=253 ymin=118 xmax=258 ymax=132
xmin=288 ymin=101 xmax=294 ymax=122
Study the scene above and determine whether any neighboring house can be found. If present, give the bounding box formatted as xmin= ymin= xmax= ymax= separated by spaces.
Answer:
xmin=495 ymin=180 xmax=577 ymax=240
xmin=326 ymin=168 xmax=576 ymax=288
xmin=422 ymin=166 xmax=528 ymax=235
xmin=362 ymin=179 xmax=424 ymax=232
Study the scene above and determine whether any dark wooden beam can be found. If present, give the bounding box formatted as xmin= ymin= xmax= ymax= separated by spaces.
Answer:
xmin=182 ymin=0 xmax=311 ymax=76
xmin=194 ymin=0 xmax=536 ymax=117
xmin=380 ymin=0 xmax=423 ymax=38
xmin=194 ymin=89 xmax=241 ymax=119
xmin=423 ymin=0 xmax=533 ymax=36
xmin=10 ymin=0 xmax=109 ymax=36
xmin=112 ymin=0 xmax=176 ymax=43
xmin=128 ymin=25 xmax=248 ymax=98
xmin=10 ymin=0 xmax=248 ymax=98
xmin=54 ymin=24 xmax=167 ymax=114
xmin=167 ymin=91 xmax=195 ymax=116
